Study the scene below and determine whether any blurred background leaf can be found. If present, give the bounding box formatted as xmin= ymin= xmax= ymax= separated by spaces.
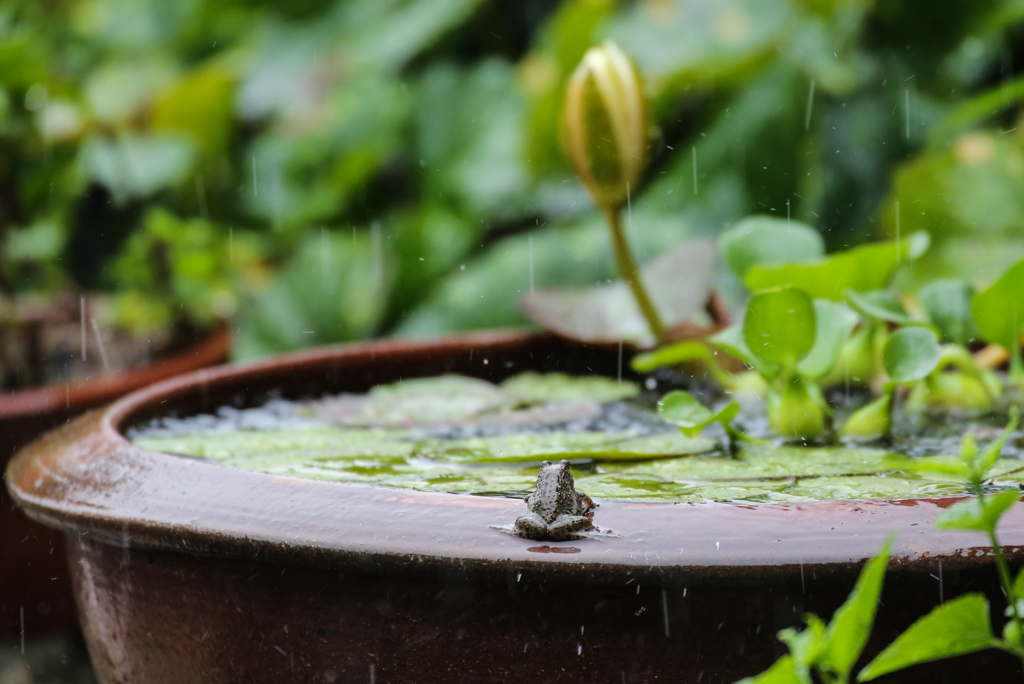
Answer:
xmin=3 ymin=0 xmax=1024 ymax=365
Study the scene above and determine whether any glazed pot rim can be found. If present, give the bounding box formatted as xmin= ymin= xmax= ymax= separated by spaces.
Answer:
xmin=6 ymin=329 xmax=1022 ymax=586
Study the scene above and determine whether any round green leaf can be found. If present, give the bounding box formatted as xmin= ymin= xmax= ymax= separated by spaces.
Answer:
xmin=743 ymin=286 xmax=816 ymax=371
xmin=919 ymin=279 xmax=979 ymax=346
xmin=797 ymin=300 xmax=860 ymax=379
xmin=846 ymin=290 xmax=912 ymax=325
xmin=971 ymin=257 xmax=1024 ymax=351
xmin=882 ymin=327 xmax=941 ymax=384
xmin=719 ymin=215 xmax=824 ymax=279
xmin=658 ymin=390 xmax=713 ymax=436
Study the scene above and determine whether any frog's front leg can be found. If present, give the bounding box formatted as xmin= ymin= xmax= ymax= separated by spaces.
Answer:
xmin=546 ymin=514 xmax=593 ymax=541
xmin=515 ymin=512 xmax=549 ymax=539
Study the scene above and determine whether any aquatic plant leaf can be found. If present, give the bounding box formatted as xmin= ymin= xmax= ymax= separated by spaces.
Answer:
xmin=710 ymin=323 xmax=756 ymax=368
xmin=734 ymin=655 xmax=805 ymax=684
xmin=346 ymin=375 xmax=515 ymax=426
xmin=842 ymin=394 xmax=892 ymax=440
xmin=846 ymin=290 xmax=913 ymax=326
xmin=823 ymin=536 xmax=893 ymax=680
xmin=744 ymin=233 xmax=929 ymax=301
xmin=967 ymin=407 xmax=1019 ymax=485
xmin=744 ymin=286 xmax=816 ymax=373
xmin=857 ymin=594 xmax=996 ymax=681
xmin=719 ymin=215 xmax=824 ymax=280
xmin=972 ymin=257 xmax=1024 ymax=358
xmin=520 ymin=239 xmax=719 ymax=346
xmin=919 ymin=279 xmax=979 ymax=345
xmin=797 ymin=300 xmax=859 ymax=379
xmin=501 ymin=372 xmax=638 ymax=403
xmin=882 ymin=327 xmax=941 ymax=384
xmin=418 ymin=431 xmax=714 ymax=463
xmin=935 ymin=489 xmax=1020 ymax=534
xmin=658 ymin=390 xmax=738 ymax=437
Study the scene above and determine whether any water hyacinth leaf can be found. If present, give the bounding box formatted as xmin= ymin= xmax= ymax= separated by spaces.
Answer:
xmin=882 ymin=327 xmax=941 ymax=384
xmin=744 ymin=232 xmax=930 ymax=300
xmin=744 ymin=286 xmax=816 ymax=372
xmin=935 ymin=489 xmax=1020 ymax=533
xmin=857 ymin=594 xmax=996 ymax=681
xmin=710 ymin=322 xmax=756 ymax=368
xmin=520 ymin=238 xmax=719 ymax=346
xmin=846 ymin=290 xmax=913 ymax=326
xmin=823 ymin=536 xmax=893 ymax=680
xmin=797 ymin=300 xmax=860 ymax=379
xmin=719 ymin=215 xmax=824 ymax=279
xmin=501 ymin=372 xmax=638 ymax=404
xmin=842 ymin=393 xmax=892 ymax=440
xmin=658 ymin=390 xmax=738 ymax=438
xmin=919 ymin=279 xmax=979 ymax=345
xmin=972 ymin=257 xmax=1024 ymax=375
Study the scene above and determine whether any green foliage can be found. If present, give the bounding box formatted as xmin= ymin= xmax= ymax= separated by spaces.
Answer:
xmin=743 ymin=233 xmax=930 ymax=300
xmin=919 ymin=279 xmax=979 ymax=346
xmin=743 ymin=286 xmax=817 ymax=373
xmin=845 ymin=290 xmax=913 ymax=326
xmin=657 ymin=389 xmax=752 ymax=450
xmin=719 ymin=216 xmax=824 ymax=280
xmin=858 ymin=595 xmax=999 ymax=681
xmin=881 ymin=327 xmax=941 ymax=384
xmin=972 ymin=257 xmax=1024 ymax=382
xmin=737 ymin=537 xmax=893 ymax=684
xmin=111 ymin=208 xmax=258 ymax=334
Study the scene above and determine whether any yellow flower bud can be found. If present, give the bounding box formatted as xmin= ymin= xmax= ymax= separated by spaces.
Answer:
xmin=563 ymin=41 xmax=648 ymax=210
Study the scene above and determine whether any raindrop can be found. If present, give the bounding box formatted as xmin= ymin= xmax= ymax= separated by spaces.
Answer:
xmin=528 ymin=236 xmax=534 ymax=293
xmin=661 ymin=589 xmax=670 ymax=638
xmin=804 ymin=80 xmax=816 ymax=130
xmin=692 ymin=146 xmax=698 ymax=195
xmin=80 ymin=296 xmax=87 ymax=362
xmin=91 ymin=318 xmax=110 ymax=371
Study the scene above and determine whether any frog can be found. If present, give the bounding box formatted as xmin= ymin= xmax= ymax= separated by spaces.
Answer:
xmin=514 ymin=460 xmax=595 ymax=541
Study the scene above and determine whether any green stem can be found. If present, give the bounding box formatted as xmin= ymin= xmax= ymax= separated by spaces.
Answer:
xmin=983 ymin=493 xmax=1024 ymax=667
xmin=603 ymin=206 xmax=667 ymax=345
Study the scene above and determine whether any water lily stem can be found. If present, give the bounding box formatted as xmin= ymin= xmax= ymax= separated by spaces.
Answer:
xmin=604 ymin=206 xmax=667 ymax=345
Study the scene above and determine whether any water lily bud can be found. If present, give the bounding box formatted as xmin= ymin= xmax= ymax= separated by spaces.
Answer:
xmin=563 ymin=41 xmax=648 ymax=210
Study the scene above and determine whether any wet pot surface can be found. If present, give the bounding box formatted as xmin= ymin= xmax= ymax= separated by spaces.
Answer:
xmin=7 ymin=331 xmax=1024 ymax=683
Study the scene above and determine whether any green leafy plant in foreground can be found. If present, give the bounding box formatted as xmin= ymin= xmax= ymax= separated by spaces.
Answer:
xmin=738 ymin=409 xmax=1024 ymax=683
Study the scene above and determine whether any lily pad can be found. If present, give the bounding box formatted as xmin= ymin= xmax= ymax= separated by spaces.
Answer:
xmin=501 ymin=372 xmax=638 ymax=403
xmin=520 ymin=238 xmax=720 ymax=346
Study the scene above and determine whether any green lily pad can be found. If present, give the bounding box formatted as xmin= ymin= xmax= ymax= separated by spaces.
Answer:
xmin=500 ymin=372 xmax=638 ymax=403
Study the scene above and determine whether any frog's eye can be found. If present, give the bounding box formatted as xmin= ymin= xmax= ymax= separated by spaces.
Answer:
xmin=560 ymin=459 xmax=571 ymax=467
xmin=541 ymin=460 xmax=552 ymax=466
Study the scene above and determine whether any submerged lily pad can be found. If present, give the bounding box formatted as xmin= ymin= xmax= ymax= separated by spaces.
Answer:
xmin=501 ymin=372 xmax=638 ymax=403
xmin=130 ymin=372 xmax=1024 ymax=503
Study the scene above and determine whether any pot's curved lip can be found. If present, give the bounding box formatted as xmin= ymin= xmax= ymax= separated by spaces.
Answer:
xmin=6 ymin=330 xmax=1023 ymax=585
xmin=0 ymin=325 xmax=230 ymax=421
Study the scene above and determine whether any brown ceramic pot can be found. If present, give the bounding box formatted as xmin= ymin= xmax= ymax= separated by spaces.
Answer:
xmin=5 ymin=330 xmax=1024 ymax=683
xmin=0 ymin=326 xmax=229 ymax=637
